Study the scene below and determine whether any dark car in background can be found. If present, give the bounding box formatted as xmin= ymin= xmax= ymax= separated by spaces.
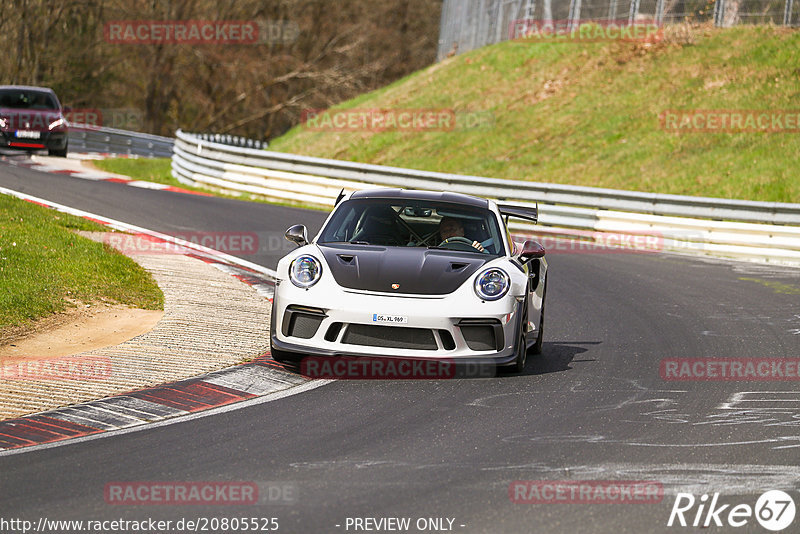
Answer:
xmin=0 ymin=85 xmax=68 ymax=157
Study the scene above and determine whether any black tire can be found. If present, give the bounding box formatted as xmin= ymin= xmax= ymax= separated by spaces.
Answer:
xmin=48 ymin=145 xmax=67 ymax=157
xmin=531 ymin=277 xmax=547 ymax=355
xmin=509 ymin=301 xmax=529 ymax=373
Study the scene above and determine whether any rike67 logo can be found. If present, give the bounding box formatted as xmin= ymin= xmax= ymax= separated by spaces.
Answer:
xmin=668 ymin=490 xmax=796 ymax=531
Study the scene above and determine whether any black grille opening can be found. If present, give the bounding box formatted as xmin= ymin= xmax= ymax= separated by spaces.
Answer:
xmin=325 ymin=322 xmax=343 ymax=342
xmin=459 ymin=319 xmax=503 ymax=352
xmin=438 ymin=330 xmax=456 ymax=351
xmin=342 ymin=324 xmax=437 ymax=350
xmin=286 ymin=313 xmax=324 ymax=339
xmin=282 ymin=306 xmax=326 ymax=339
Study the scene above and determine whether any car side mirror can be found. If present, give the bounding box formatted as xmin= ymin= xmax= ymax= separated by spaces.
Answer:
xmin=285 ymin=224 xmax=308 ymax=247
xmin=519 ymin=240 xmax=545 ymax=264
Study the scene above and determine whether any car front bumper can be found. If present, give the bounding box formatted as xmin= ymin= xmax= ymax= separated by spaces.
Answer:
xmin=270 ymin=279 xmax=525 ymax=365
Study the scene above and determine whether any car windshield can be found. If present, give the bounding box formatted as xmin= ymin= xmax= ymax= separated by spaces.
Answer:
xmin=318 ymin=198 xmax=506 ymax=255
xmin=0 ymin=89 xmax=59 ymax=110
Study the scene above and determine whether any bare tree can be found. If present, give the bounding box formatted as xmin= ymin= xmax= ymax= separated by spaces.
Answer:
xmin=0 ymin=0 xmax=442 ymax=139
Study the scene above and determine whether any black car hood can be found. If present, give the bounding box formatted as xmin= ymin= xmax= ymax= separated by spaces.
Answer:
xmin=318 ymin=244 xmax=491 ymax=295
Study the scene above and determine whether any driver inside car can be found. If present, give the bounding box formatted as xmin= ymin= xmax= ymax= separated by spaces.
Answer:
xmin=438 ymin=216 xmax=486 ymax=252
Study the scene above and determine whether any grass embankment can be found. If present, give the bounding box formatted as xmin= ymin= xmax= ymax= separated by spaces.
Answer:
xmin=268 ymin=25 xmax=800 ymax=203
xmin=0 ymin=194 xmax=163 ymax=334
xmin=92 ymin=158 xmax=182 ymax=189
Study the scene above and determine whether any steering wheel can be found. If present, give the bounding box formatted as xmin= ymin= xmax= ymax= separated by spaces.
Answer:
xmin=438 ymin=236 xmax=487 ymax=253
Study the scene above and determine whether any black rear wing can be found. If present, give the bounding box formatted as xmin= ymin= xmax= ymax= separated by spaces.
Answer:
xmin=498 ymin=203 xmax=538 ymax=224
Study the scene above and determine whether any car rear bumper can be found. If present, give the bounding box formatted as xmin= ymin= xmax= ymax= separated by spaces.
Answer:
xmin=0 ymin=130 xmax=67 ymax=151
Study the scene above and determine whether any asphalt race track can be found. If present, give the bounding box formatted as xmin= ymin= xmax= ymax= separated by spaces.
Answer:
xmin=1 ymin=160 xmax=799 ymax=533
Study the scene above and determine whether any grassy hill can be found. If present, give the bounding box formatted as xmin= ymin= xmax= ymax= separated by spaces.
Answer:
xmin=269 ymin=24 xmax=800 ymax=203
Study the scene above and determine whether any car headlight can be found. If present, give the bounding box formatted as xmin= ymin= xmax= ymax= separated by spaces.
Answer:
xmin=474 ymin=268 xmax=510 ymax=301
xmin=289 ymin=255 xmax=322 ymax=288
xmin=48 ymin=118 xmax=66 ymax=130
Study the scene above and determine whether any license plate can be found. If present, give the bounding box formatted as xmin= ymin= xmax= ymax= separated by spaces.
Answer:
xmin=372 ymin=314 xmax=408 ymax=324
xmin=15 ymin=130 xmax=40 ymax=139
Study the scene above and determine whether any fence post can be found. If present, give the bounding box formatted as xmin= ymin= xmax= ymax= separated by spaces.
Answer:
xmin=784 ymin=0 xmax=794 ymax=25
xmin=568 ymin=0 xmax=582 ymax=30
xmin=628 ymin=0 xmax=641 ymax=23
xmin=476 ymin=0 xmax=487 ymax=51
xmin=655 ymin=0 xmax=665 ymax=24
xmin=713 ymin=0 xmax=726 ymax=26
xmin=524 ymin=0 xmax=536 ymax=19
xmin=495 ymin=0 xmax=504 ymax=43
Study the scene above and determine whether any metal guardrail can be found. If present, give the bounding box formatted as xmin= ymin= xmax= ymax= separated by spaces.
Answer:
xmin=171 ymin=129 xmax=800 ymax=265
xmin=194 ymin=132 xmax=267 ymax=150
xmin=68 ymin=124 xmax=174 ymax=158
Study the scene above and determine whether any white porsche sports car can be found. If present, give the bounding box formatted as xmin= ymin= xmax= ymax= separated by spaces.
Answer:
xmin=270 ymin=188 xmax=547 ymax=373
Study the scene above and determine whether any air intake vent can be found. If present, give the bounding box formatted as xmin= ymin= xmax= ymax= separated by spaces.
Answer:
xmin=282 ymin=306 xmax=326 ymax=339
xmin=342 ymin=324 xmax=437 ymax=350
xmin=325 ymin=322 xmax=343 ymax=342
xmin=458 ymin=319 xmax=503 ymax=351
xmin=438 ymin=330 xmax=456 ymax=351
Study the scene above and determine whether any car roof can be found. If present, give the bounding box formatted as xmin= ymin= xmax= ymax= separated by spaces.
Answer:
xmin=0 ymin=85 xmax=58 ymax=94
xmin=349 ymin=188 xmax=489 ymax=208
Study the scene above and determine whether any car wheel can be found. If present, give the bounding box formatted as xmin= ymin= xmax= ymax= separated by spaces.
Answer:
xmin=531 ymin=277 xmax=547 ymax=355
xmin=509 ymin=302 xmax=528 ymax=374
xmin=48 ymin=144 xmax=67 ymax=157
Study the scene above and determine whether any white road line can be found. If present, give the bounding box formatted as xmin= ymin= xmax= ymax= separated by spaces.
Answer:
xmin=128 ymin=180 xmax=170 ymax=190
